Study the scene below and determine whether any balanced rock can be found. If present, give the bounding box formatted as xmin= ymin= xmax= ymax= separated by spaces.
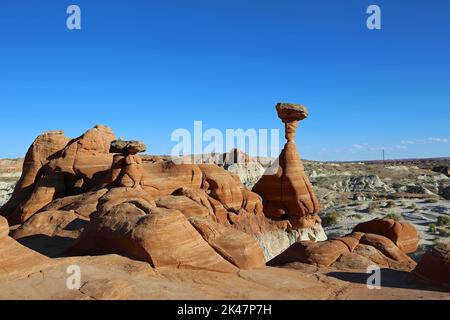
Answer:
xmin=253 ymin=103 xmax=321 ymax=230
xmin=353 ymin=218 xmax=419 ymax=253
xmin=276 ymin=103 xmax=308 ymax=123
xmin=110 ymin=139 xmax=147 ymax=155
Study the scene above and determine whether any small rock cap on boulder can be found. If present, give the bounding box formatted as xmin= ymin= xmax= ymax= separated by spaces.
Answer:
xmin=276 ymin=103 xmax=309 ymax=122
xmin=110 ymin=139 xmax=147 ymax=154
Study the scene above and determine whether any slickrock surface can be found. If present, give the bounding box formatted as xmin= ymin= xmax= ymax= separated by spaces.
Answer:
xmin=1 ymin=215 xmax=448 ymax=300
xmin=0 ymin=251 xmax=448 ymax=300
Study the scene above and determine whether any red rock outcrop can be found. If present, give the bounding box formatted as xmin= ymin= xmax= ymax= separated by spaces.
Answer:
xmin=190 ymin=217 xmax=266 ymax=269
xmin=110 ymin=140 xmax=147 ymax=189
xmin=0 ymin=124 xmax=304 ymax=273
xmin=268 ymin=231 xmax=417 ymax=272
xmin=0 ymin=125 xmax=116 ymax=225
xmin=413 ymin=243 xmax=450 ymax=288
xmin=12 ymin=210 xmax=88 ymax=240
xmin=353 ymin=218 xmax=419 ymax=253
xmin=70 ymin=188 xmax=266 ymax=271
xmin=253 ymin=103 xmax=320 ymax=229
xmin=0 ymin=130 xmax=70 ymax=225
xmin=269 ymin=220 xmax=420 ymax=272
xmin=37 ymin=189 xmax=109 ymax=218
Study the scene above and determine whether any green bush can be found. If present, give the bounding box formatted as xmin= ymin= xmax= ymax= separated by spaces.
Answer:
xmin=438 ymin=229 xmax=450 ymax=237
xmin=364 ymin=201 xmax=378 ymax=213
xmin=436 ymin=216 xmax=450 ymax=226
xmin=384 ymin=212 xmax=402 ymax=221
xmin=428 ymin=223 xmax=437 ymax=233
xmin=321 ymin=212 xmax=342 ymax=227
xmin=385 ymin=200 xmax=396 ymax=209
xmin=349 ymin=213 xmax=363 ymax=220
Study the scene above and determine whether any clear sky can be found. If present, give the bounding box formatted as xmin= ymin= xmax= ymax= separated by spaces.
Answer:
xmin=1 ymin=0 xmax=449 ymax=161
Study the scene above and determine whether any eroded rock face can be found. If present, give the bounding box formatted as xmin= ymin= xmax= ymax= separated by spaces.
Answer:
xmin=413 ymin=243 xmax=450 ymax=288
xmin=12 ymin=210 xmax=88 ymax=240
xmin=71 ymin=188 xmax=266 ymax=272
xmin=0 ymin=123 xmax=316 ymax=275
xmin=253 ymin=103 xmax=321 ymax=230
xmin=353 ymin=218 xmax=419 ymax=254
xmin=268 ymin=231 xmax=417 ymax=272
xmin=190 ymin=217 xmax=266 ymax=269
xmin=0 ymin=125 xmax=116 ymax=225
xmin=0 ymin=130 xmax=70 ymax=225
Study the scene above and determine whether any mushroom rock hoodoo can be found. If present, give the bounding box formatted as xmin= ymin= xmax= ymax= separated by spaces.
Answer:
xmin=110 ymin=139 xmax=147 ymax=189
xmin=253 ymin=103 xmax=324 ymax=239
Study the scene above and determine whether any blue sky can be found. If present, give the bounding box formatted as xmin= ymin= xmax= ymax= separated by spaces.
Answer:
xmin=0 ymin=0 xmax=449 ymax=161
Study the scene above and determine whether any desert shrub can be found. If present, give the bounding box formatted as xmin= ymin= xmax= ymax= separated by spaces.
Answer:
xmin=385 ymin=200 xmax=396 ymax=209
xmin=384 ymin=212 xmax=402 ymax=221
xmin=436 ymin=216 xmax=450 ymax=227
xmin=321 ymin=212 xmax=342 ymax=227
xmin=364 ymin=201 xmax=378 ymax=213
xmin=438 ymin=228 xmax=450 ymax=237
xmin=406 ymin=203 xmax=417 ymax=210
xmin=349 ymin=213 xmax=363 ymax=219
xmin=428 ymin=223 xmax=437 ymax=233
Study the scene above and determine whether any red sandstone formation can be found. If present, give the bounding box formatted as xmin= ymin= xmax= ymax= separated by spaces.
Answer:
xmin=253 ymin=103 xmax=321 ymax=229
xmin=268 ymin=226 xmax=418 ymax=272
xmin=1 ymin=114 xmax=449 ymax=297
xmin=353 ymin=218 xmax=419 ymax=253
xmin=413 ymin=243 xmax=450 ymax=288
xmin=0 ymin=125 xmax=279 ymax=271
xmin=110 ymin=140 xmax=147 ymax=189
xmin=0 ymin=125 xmax=115 ymax=225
